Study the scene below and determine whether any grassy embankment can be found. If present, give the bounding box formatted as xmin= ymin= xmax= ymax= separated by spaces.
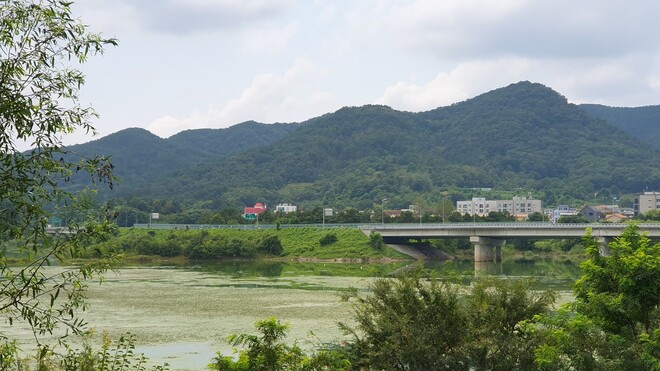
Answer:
xmin=5 ymin=227 xmax=586 ymax=265
xmin=83 ymin=227 xmax=411 ymax=262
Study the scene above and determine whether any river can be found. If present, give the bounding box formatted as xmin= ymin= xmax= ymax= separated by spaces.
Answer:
xmin=10 ymin=259 xmax=583 ymax=370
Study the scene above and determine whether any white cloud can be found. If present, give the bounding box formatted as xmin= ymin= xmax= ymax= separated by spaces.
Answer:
xmin=344 ymin=0 xmax=659 ymax=60
xmin=376 ymin=58 xmax=533 ymax=110
xmin=551 ymin=55 xmax=660 ymax=106
xmin=132 ymin=0 xmax=295 ymax=34
xmin=147 ymin=58 xmax=334 ymax=138
xmin=376 ymin=52 xmax=660 ymax=110
xmin=73 ymin=0 xmax=140 ymax=35
xmin=315 ymin=1 xmax=338 ymax=24
xmin=649 ymin=75 xmax=660 ymax=92
xmin=240 ymin=23 xmax=298 ymax=55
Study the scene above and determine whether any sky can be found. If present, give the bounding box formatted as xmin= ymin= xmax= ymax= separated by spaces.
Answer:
xmin=55 ymin=0 xmax=660 ymax=147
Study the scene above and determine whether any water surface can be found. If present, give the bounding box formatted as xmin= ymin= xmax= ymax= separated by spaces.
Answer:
xmin=12 ymin=259 xmax=583 ymax=370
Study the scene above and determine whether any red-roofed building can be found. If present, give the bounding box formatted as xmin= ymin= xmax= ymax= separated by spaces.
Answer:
xmin=244 ymin=203 xmax=267 ymax=220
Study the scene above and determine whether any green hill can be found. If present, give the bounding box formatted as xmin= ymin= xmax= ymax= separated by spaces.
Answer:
xmin=580 ymin=104 xmax=660 ymax=149
xmin=124 ymin=81 xmax=660 ymax=209
xmin=64 ymin=121 xmax=300 ymax=195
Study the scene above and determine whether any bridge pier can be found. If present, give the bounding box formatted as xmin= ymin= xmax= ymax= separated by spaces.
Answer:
xmin=474 ymin=261 xmax=504 ymax=274
xmin=470 ymin=236 xmax=506 ymax=262
xmin=596 ymin=237 xmax=612 ymax=256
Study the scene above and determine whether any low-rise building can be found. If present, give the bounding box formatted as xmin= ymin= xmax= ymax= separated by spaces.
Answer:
xmin=605 ymin=213 xmax=628 ymax=223
xmin=243 ymin=203 xmax=267 ymax=220
xmin=580 ymin=205 xmax=605 ymax=222
xmin=275 ymin=203 xmax=297 ymax=213
xmin=456 ymin=197 xmax=542 ymax=218
xmin=383 ymin=210 xmax=402 ymax=218
xmin=634 ymin=191 xmax=660 ymax=216
xmin=551 ymin=205 xmax=577 ymax=223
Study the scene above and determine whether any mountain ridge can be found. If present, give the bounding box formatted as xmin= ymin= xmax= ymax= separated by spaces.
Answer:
xmin=66 ymin=81 xmax=660 ymax=209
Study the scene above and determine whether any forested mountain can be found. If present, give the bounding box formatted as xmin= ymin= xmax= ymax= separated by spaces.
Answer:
xmin=580 ymin=104 xmax=660 ymax=149
xmin=64 ymin=121 xmax=300 ymax=193
xmin=119 ymin=81 xmax=660 ymax=210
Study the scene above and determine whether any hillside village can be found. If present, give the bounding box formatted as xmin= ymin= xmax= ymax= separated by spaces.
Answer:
xmin=237 ymin=190 xmax=659 ymax=226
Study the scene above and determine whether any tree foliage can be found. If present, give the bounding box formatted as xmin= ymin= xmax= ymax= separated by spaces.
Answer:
xmin=368 ymin=231 xmax=384 ymax=251
xmin=209 ymin=317 xmax=305 ymax=371
xmin=557 ymin=214 xmax=590 ymax=224
xmin=319 ymin=233 xmax=338 ymax=246
xmin=339 ymin=273 xmax=556 ymax=370
xmin=581 ymin=103 xmax=660 ymax=150
xmin=575 ymin=224 xmax=660 ymax=337
xmin=526 ymin=223 xmax=660 ymax=369
xmin=638 ymin=210 xmax=660 ymax=221
xmin=1 ymin=0 xmax=117 ymax=354
xmin=258 ymin=235 xmax=283 ymax=256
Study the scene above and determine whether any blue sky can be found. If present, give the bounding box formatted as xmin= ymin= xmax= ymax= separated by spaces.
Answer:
xmin=61 ymin=0 xmax=660 ymax=146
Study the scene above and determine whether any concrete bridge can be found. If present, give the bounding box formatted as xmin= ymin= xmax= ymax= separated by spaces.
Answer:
xmin=359 ymin=223 xmax=660 ymax=262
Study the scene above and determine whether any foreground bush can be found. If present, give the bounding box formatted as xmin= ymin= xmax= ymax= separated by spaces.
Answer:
xmin=209 ymin=317 xmax=350 ymax=371
xmin=527 ymin=223 xmax=660 ymax=370
xmin=0 ymin=332 xmax=167 ymax=371
xmin=340 ymin=274 xmax=556 ymax=370
xmin=210 ymin=275 xmax=556 ymax=370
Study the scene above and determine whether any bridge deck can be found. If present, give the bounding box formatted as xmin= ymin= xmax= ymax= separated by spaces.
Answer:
xmin=358 ymin=223 xmax=660 ymax=239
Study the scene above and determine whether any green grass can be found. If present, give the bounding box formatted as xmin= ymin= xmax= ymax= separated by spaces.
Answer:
xmin=86 ymin=227 xmax=410 ymax=260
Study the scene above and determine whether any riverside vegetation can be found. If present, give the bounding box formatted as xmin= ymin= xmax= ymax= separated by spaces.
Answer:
xmin=75 ymin=227 xmax=401 ymax=261
xmin=206 ymin=224 xmax=659 ymax=371
xmin=66 ymin=225 xmax=591 ymax=264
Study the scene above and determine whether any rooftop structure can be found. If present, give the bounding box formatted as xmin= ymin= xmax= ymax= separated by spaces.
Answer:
xmin=243 ymin=203 xmax=267 ymax=220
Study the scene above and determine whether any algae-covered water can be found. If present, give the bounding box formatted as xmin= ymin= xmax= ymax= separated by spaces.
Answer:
xmin=10 ymin=259 xmax=582 ymax=370
xmin=84 ymin=265 xmax=371 ymax=370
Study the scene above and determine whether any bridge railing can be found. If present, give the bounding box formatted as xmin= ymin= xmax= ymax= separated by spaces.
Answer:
xmin=130 ymin=222 xmax=660 ymax=231
xmin=358 ymin=222 xmax=632 ymax=229
xmin=132 ymin=223 xmax=365 ymax=230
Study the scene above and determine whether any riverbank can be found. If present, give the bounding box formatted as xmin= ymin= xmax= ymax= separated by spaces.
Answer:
xmin=84 ymin=227 xmax=411 ymax=261
xmin=8 ymin=226 xmax=589 ymax=266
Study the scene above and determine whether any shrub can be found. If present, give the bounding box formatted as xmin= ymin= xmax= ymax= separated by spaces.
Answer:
xmin=319 ymin=233 xmax=338 ymax=246
xmin=259 ymin=235 xmax=283 ymax=256
xmin=368 ymin=231 xmax=384 ymax=250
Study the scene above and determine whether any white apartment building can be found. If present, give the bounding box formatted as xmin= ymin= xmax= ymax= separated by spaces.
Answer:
xmin=456 ymin=197 xmax=542 ymax=217
xmin=275 ymin=203 xmax=297 ymax=213
xmin=634 ymin=191 xmax=660 ymax=216
xmin=552 ymin=205 xmax=578 ymax=223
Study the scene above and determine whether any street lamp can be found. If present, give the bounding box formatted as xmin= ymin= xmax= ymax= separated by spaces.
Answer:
xmin=381 ymin=198 xmax=389 ymax=224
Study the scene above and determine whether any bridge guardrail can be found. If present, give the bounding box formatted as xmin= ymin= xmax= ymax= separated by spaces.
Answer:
xmin=132 ymin=223 xmax=365 ymax=230
xmin=132 ymin=222 xmax=660 ymax=231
